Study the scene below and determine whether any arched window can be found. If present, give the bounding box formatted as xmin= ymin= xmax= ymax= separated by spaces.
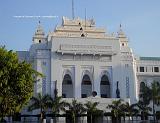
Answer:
xmin=82 ymin=75 xmax=91 ymax=85
xmin=62 ymin=74 xmax=73 ymax=98
xmin=62 ymin=74 xmax=72 ymax=84
xmin=101 ymin=75 xmax=110 ymax=85
xmin=140 ymin=82 xmax=145 ymax=92
xmin=100 ymin=75 xmax=110 ymax=98
xmin=81 ymin=74 xmax=92 ymax=98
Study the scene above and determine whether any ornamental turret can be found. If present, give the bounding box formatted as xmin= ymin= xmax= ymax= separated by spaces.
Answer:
xmin=117 ymin=24 xmax=129 ymax=48
xmin=32 ymin=21 xmax=46 ymax=44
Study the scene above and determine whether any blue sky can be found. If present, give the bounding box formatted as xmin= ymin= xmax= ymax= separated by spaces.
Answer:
xmin=0 ymin=0 xmax=160 ymax=57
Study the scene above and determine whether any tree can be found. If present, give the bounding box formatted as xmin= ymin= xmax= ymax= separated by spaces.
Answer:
xmin=150 ymin=81 xmax=160 ymax=122
xmin=49 ymin=96 xmax=67 ymax=123
xmin=121 ymin=102 xmax=138 ymax=121
xmin=50 ymin=96 xmax=67 ymax=114
xmin=139 ymin=82 xmax=151 ymax=106
xmin=0 ymin=47 xmax=41 ymax=120
xmin=107 ymin=99 xmax=124 ymax=123
xmin=136 ymin=101 xmax=152 ymax=120
xmin=28 ymin=93 xmax=52 ymax=121
xmin=139 ymin=82 xmax=153 ymax=121
xmin=84 ymin=101 xmax=102 ymax=123
xmin=139 ymin=81 xmax=160 ymax=122
xmin=66 ymin=99 xmax=86 ymax=123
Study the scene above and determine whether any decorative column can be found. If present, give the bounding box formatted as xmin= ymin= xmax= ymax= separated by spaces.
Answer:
xmin=94 ymin=65 xmax=100 ymax=96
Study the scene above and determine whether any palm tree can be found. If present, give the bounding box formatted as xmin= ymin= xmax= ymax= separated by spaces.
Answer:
xmin=139 ymin=83 xmax=151 ymax=106
xmin=121 ymin=102 xmax=138 ymax=121
xmin=49 ymin=96 xmax=67 ymax=123
xmin=107 ymin=99 xmax=124 ymax=123
xmin=150 ymin=81 xmax=160 ymax=122
xmin=50 ymin=96 xmax=67 ymax=113
xmin=139 ymin=81 xmax=160 ymax=122
xmin=28 ymin=93 xmax=52 ymax=122
xmin=136 ymin=101 xmax=152 ymax=121
xmin=66 ymin=99 xmax=86 ymax=123
xmin=84 ymin=101 xmax=102 ymax=123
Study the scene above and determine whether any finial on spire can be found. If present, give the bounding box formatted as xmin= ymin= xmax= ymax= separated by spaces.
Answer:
xmin=119 ymin=23 xmax=123 ymax=30
xmin=118 ymin=23 xmax=126 ymax=38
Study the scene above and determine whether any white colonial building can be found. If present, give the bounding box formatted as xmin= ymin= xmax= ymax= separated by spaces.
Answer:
xmin=17 ymin=17 xmax=160 ymax=106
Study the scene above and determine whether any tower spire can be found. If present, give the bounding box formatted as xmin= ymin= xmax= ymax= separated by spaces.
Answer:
xmin=72 ymin=0 xmax=75 ymax=19
xmin=32 ymin=21 xmax=45 ymax=44
xmin=118 ymin=23 xmax=125 ymax=36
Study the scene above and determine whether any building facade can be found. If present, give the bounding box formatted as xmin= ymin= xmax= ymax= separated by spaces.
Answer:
xmin=17 ymin=17 xmax=160 ymax=104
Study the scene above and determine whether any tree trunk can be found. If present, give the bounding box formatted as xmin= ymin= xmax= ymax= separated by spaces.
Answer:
xmin=116 ymin=116 xmax=118 ymax=123
xmin=73 ymin=113 xmax=76 ymax=123
xmin=91 ymin=114 xmax=92 ymax=123
xmin=40 ymin=107 xmax=43 ymax=123
xmin=131 ymin=115 xmax=133 ymax=122
xmin=1 ymin=111 xmax=5 ymax=123
xmin=123 ymin=115 xmax=125 ymax=123
xmin=54 ymin=116 xmax=57 ymax=123
xmin=142 ymin=111 xmax=145 ymax=121
xmin=128 ymin=116 xmax=130 ymax=122
xmin=153 ymin=100 xmax=156 ymax=123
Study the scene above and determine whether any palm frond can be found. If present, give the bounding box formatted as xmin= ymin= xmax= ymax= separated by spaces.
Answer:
xmin=28 ymin=93 xmax=53 ymax=113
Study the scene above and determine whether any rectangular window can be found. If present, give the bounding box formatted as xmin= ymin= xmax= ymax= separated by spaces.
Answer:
xmin=140 ymin=67 xmax=144 ymax=72
xmin=154 ymin=67 xmax=159 ymax=72
xmin=125 ymin=64 xmax=129 ymax=68
xmin=101 ymin=94 xmax=107 ymax=98
xmin=81 ymin=94 xmax=87 ymax=98
xmin=62 ymin=94 xmax=66 ymax=98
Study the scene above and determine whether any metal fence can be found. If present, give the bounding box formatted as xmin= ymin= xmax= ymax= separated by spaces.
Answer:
xmin=2 ymin=120 xmax=160 ymax=123
xmin=2 ymin=116 xmax=160 ymax=123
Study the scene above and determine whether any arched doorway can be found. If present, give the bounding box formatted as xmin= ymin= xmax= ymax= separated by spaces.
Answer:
xmin=100 ymin=75 xmax=110 ymax=98
xmin=81 ymin=74 xmax=92 ymax=98
xmin=140 ymin=82 xmax=145 ymax=87
xmin=62 ymin=74 xmax=73 ymax=98
xmin=140 ymin=82 xmax=145 ymax=93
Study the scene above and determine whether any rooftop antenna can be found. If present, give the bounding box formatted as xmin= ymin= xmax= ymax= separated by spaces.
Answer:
xmin=85 ymin=8 xmax=86 ymax=29
xmin=120 ymin=23 xmax=122 ymax=30
xmin=118 ymin=22 xmax=122 ymax=34
xmin=119 ymin=22 xmax=123 ymax=31
xmin=72 ymin=0 xmax=75 ymax=19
